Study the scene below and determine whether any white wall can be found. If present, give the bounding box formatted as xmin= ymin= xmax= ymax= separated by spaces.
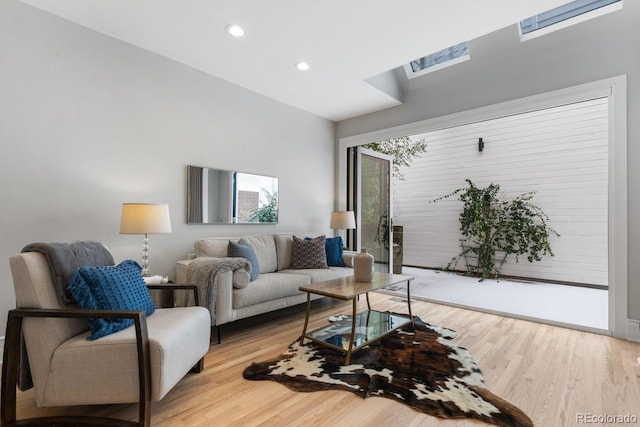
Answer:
xmin=337 ymin=4 xmax=640 ymax=320
xmin=0 ymin=0 xmax=336 ymax=344
xmin=395 ymin=98 xmax=609 ymax=285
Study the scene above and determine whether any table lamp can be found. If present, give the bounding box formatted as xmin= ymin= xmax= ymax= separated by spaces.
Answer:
xmin=330 ymin=211 xmax=356 ymax=248
xmin=120 ymin=203 xmax=172 ymax=277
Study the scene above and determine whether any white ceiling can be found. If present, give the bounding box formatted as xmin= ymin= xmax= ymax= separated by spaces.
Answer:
xmin=19 ymin=0 xmax=570 ymax=122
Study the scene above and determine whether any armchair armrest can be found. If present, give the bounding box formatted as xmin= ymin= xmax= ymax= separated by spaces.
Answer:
xmin=1 ymin=307 xmax=151 ymax=427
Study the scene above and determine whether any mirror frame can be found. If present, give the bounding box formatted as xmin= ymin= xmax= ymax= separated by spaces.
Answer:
xmin=187 ymin=165 xmax=278 ymax=224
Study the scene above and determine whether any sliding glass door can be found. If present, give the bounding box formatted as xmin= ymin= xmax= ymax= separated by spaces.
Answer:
xmin=348 ymin=147 xmax=393 ymax=272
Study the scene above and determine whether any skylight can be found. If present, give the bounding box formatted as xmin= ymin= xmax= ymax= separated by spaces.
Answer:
xmin=520 ymin=0 xmax=622 ymax=40
xmin=404 ymin=42 xmax=470 ymax=79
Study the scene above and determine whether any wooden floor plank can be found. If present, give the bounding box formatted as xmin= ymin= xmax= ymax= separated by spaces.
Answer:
xmin=4 ymin=293 xmax=640 ymax=426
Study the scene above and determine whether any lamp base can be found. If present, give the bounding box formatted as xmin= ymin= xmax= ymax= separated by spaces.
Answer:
xmin=336 ymin=229 xmax=350 ymax=250
xmin=141 ymin=233 xmax=150 ymax=277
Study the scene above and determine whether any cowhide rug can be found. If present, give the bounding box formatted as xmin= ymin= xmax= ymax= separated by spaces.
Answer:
xmin=243 ymin=316 xmax=532 ymax=427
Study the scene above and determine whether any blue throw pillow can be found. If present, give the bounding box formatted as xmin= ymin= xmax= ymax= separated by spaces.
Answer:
xmin=325 ymin=236 xmax=345 ymax=267
xmin=228 ymin=240 xmax=260 ymax=281
xmin=67 ymin=260 xmax=156 ymax=340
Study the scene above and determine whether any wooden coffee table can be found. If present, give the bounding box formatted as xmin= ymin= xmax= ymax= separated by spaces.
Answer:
xmin=299 ymin=272 xmax=414 ymax=365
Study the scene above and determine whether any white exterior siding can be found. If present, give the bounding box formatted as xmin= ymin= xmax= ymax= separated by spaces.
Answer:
xmin=395 ymin=97 xmax=608 ymax=286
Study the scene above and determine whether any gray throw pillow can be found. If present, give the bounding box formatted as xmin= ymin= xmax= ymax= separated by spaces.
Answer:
xmin=228 ymin=240 xmax=259 ymax=281
xmin=291 ymin=235 xmax=328 ymax=269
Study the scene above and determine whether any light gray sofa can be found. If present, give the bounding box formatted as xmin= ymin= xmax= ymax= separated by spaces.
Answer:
xmin=176 ymin=233 xmax=355 ymax=339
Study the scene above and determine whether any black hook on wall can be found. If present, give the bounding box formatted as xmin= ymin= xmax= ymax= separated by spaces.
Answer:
xmin=478 ymin=137 xmax=484 ymax=152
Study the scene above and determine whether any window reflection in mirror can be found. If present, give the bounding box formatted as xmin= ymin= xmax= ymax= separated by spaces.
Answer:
xmin=187 ymin=165 xmax=278 ymax=224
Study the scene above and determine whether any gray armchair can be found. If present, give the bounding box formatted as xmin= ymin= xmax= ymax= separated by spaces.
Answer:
xmin=1 ymin=250 xmax=211 ymax=427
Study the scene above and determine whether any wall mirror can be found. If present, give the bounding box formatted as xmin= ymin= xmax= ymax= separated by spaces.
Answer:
xmin=187 ymin=165 xmax=278 ymax=224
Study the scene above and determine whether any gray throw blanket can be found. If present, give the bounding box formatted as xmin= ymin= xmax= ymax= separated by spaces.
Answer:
xmin=22 ymin=240 xmax=115 ymax=306
xmin=186 ymin=257 xmax=251 ymax=325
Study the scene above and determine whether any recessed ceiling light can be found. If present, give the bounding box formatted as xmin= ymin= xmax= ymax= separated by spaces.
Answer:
xmin=294 ymin=61 xmax=310 ymax=71
xmin=225 ymin=24 xmax=244 ymax=37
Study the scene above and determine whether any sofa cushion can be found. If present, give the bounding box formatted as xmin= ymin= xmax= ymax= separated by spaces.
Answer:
xmin=280 ymin=266 xmax=354 ymax=283
xmin=67 ymin=260 xmax=156 ymax=340
xmin=232 ymin=272 xmax=310 ymax=308
xmin=195 ymin=237 xmax=237 ymax=258
xmin=228 ymin=241 xmax=260 ymax=281
xmin=274 ymin=234 xmax=294 ymax=271
xmin=291 ymin=235 xmax=328 ymax=269
xmin=242 ymin=234 xmax=278 ymax=273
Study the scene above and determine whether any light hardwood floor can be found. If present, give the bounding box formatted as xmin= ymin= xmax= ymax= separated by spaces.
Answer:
xmin=6 ymin=293 xmax=640 ymax=426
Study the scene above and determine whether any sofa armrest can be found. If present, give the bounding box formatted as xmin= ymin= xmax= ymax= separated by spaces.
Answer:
xmin=176 ymin=259 xmax=193 ymax=285
xmin=342 ymin=251 xmax=357 ymax=268
xmin=175 ymin=257 xmax=240 ymax=326
xmin=1 ymin=308 xmax=151 ymax=427
xmin=178 ymin=257 xmax=250 ymax=288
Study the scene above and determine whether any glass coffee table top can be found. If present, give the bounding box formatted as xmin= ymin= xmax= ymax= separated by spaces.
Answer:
xmin=305 ymin=310 xmax=411 ymax=352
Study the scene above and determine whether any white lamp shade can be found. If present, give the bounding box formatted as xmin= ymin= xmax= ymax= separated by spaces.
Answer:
xmin=120 ymin=203 xmax=172 ymax=234
xmin=330 ymin=211 xmax=356 ymax=229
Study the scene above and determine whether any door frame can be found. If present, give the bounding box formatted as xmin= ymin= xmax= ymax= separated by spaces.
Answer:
xmin=338 ymin=75 xmax=627 ymax=339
